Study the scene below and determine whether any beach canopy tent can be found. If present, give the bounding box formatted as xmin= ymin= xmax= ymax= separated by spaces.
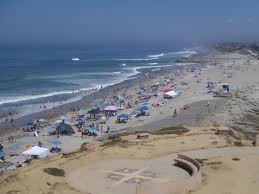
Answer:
xmin=104 ymin=105 xmax=119 ymax=111
xmin=117 ymin=114 xmax=130 ymax=123
xmin=164 ymin=90 xmax=178 ymax=99
xmin=22 ymin=146 xmax=49 ymax=158
xmin=88 ymin=107 xmax=100 ymax=114
xmin=221 ymin=83 xmax=230 ymax=93
xmin=56 ymin=122 xmax=75 ymax=135
xmin=163 ymin=87 xmax=173 ymax=93
xmin=117 ymin=114 xmax=130 ymax=120
xmin=88 ymin=107 xmax=100 ymax=118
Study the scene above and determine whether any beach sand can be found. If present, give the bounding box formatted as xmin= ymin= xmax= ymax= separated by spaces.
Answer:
xmin=1 ymin=51 xmax=259 ymax=193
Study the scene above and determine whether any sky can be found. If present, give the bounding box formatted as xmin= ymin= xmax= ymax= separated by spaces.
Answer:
xmin=0 ymin=0 xmax=259 ymax=48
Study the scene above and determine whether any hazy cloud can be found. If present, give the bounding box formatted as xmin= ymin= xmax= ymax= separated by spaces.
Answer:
xmin=225 ymin=18 xmax=234 ymax=24
xmin=247 ymin=18 xmax=254 ymax=23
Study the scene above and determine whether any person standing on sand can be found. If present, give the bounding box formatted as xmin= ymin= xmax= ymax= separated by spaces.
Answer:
xmin=173 ymin=109 xmax=177 ymax=117
xmin=107 ymin=126 xmax=110 ymax=133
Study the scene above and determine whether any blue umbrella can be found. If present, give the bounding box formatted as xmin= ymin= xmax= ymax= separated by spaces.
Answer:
xmin=138 ymin=105 xmax=149 ymax=112
xmin=79 ymin=117 xmax=86 ymax=122
xmin=27 ymin=121 xmax=34 ymax=125
xmin=117 ymin=114 xmax=129 ymax=119
xmin=50 ymin=140 xmax=62 ymax=146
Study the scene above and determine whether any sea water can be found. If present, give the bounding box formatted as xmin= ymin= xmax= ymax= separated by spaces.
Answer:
xmin=0 ymin=46 xmax=198 ymax=118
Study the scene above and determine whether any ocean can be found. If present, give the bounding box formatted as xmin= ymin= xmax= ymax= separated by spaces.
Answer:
xmin=0 ymin=46 xmax=198 ymax=119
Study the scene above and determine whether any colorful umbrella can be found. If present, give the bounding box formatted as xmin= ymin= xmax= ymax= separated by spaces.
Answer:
xmin=50 ymin=140 xmax=62 ymax=146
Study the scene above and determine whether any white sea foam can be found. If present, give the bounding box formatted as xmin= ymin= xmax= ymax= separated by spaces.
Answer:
xmin=33 ymin=71 xmax=122 ymax=80
xmin=0 ymin=91 xmax=81 ymax=105
xmin=0 ymin=70 xmax=132 ymax=106
xmin=122 ymin=64 xmax=175 ymax=77
xmin=72 ymin=58 xmax=80 ymax=61
xmin=115 ymin=58 xmax=154 ymax=61
xmin=152 ymin=68 xmax=161 ymax=72
xmin=148 ymin=62 xmax=158 ymax=65
xmin=166 ymin=50 xmax=198 ymax=57
xmin=116 ymin=53 xmax=165 ymax=61
xmin=147 ymin=53 xmax=165 ymax=59
xmin=84 ymin=71 xmax=122 ymax=75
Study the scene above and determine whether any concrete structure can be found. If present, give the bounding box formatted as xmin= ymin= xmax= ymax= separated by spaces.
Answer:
xmin=68 ymin=154 xmax=202 ymax=194
xmin=136 ymin=154 xmax=202 ymax=194
xmin=255 ymin=134 xmax=259 ymax=147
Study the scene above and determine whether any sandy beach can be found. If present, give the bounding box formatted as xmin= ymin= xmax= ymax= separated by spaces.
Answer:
xmin=1 ymin=50 xmax=259 ymax=194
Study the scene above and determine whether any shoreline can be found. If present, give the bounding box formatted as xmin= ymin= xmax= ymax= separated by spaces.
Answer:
xmin=0 ymin=63 xmax=197 ymax=135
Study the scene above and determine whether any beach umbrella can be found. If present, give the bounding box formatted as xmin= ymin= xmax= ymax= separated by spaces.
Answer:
xmin=56 ymin=123 xmax=75 ymax=135
xmin=88 ymin=108 xmax=99 ymax=114
xmin=79 ymin=117 xmax=86 ymax=122
xmin=104 ymin=105 xmax=119 ymax=111
xmin=54 ymin=119 xmax=63 ymax=124
xmin=50 ymin=140 xmax=62 ymax=146
xmin=27 ymin=121 xmax=34 ymax=125
xmin=39 ymin=118 xmax=46 ymax=122
xmin=139 ymin=105 xmax=149 ymax=112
